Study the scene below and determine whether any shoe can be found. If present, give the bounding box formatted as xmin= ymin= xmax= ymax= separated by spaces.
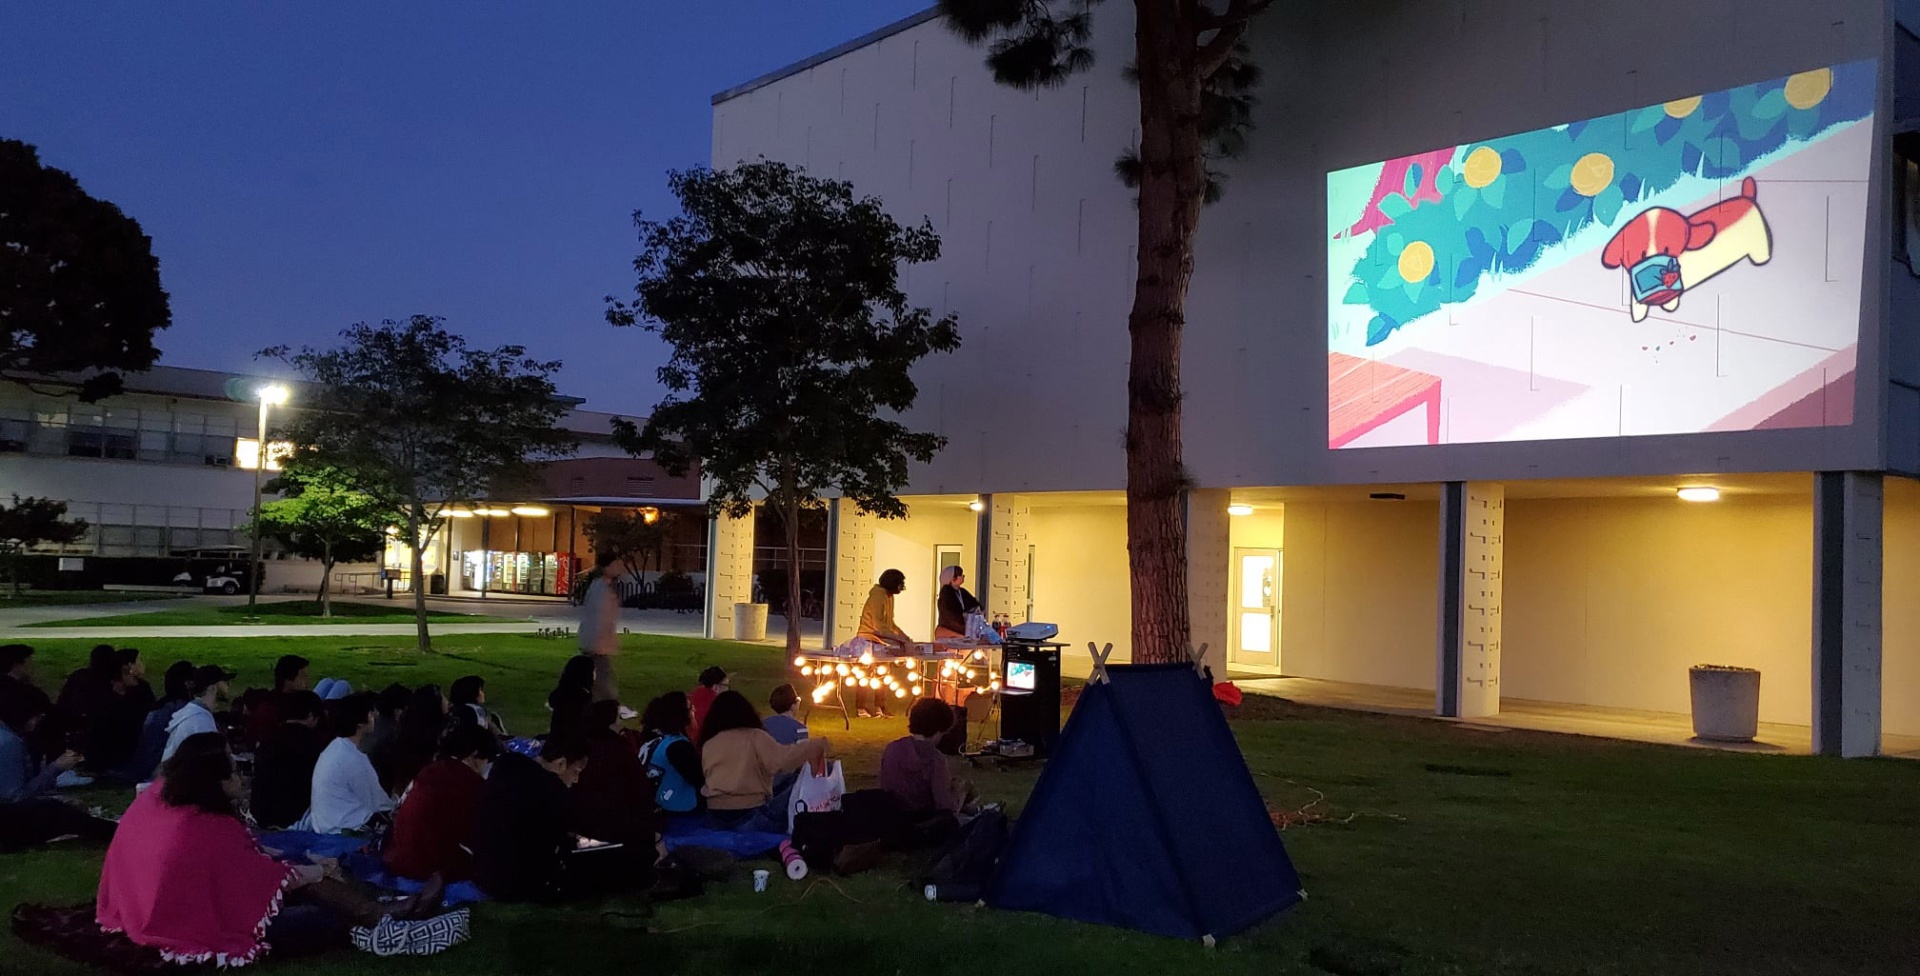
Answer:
xmin=392 ymin=874 xmax=447 ymax=920
xmin=857 ymin=709 xmax=875 ymax=719
xmin=55 ymin=772 xmax=94 ymax=788
xmin=618 ymin=706 xmax=638 ymax=721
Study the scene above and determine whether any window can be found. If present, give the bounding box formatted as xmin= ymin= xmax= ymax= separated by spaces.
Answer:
xmin=624 ymin=476 xmax=655 ymax=496
xmin=0 ymin=417 xmax=26 ymax=453
xmin=1898 ymin=131 xmax=1920 ymax=277
xmin=568 ymin=476 xmax=587 ymax=494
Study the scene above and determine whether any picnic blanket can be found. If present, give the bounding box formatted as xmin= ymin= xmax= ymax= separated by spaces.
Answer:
xmin=255 ymin=830 xmax=487 ymax=905
xmin=661 ymin=815 xmax=784 ymax=857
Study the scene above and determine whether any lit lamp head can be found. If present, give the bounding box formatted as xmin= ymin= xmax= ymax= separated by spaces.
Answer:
xmin=257 ymin=383 xmax=290 ymax=406
xmin=1676 ymin=486 xmax=1721 ymax=503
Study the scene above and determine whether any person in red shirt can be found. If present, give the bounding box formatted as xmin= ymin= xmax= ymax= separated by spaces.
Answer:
xmin=383 ymin=719 xmax=498 ymax=883
xmin=686 ymin=667 xmax=728 ymax=745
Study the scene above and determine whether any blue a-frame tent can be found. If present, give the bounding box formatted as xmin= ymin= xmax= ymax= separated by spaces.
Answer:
xmin=985 ymin=656 xmax=1305 ymax=942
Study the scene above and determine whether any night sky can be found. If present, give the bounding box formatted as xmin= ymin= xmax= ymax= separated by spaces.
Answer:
xmin=0 ymin=2 xmax=929 ymax=416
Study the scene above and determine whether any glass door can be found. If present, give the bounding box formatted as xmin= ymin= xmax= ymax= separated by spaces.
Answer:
xmin=1232 ymin=548 xmax=1280 ymax=670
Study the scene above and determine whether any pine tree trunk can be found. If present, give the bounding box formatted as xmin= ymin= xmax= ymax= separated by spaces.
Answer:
xmin=409 ymin=504 xmax=431 ymax=652
xmin=1126 ymin=1 xmax=1206 ymax=665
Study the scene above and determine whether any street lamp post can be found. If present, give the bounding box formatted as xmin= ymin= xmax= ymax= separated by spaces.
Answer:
xmin=248 ymin=383 xmax=290 ymax=613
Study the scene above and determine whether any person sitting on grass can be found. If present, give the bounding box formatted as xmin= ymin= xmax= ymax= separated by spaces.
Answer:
xmin=238 ymin=654 xmax=312 ymax=745
xmin=0 ymin=645 xmax=45 ymax=713
xmin=300 ymin=693 xmax=395 ymax=836
xmin=687 ymin=667 xmax=728 ymax=744
xmin=638 ymin=692 xmax=703 ymax=817
xmin=385 ymin=719 xmax=498 ymax=884
xmin=160 ymin=665 xmax=233 ymax=765
xmin=359 ymin=683 xmax=410 ymax=760
xmin=879 ymin=698 xmax=979 ymax=842
xmin=0 ymin=685 xmax=116 ymax=852
xmin=248 ymin=691 xmax=326 ymax=831
xmin=547 ymin=655 xmax=596 ymax=741
xmin=449 ymin=675 xmax=505 ymax=737
xmin=86 ymin=648 xmax=153 ymax=774
xmin=376 ymin=684 xmax=447 ymax=794
xmin=571 ymin=700 xmax=656 ymax=848
xmin=97 ymin=732 xmax=446 ymax=965
xmin=699 ymin=691 xmax=829 ymax=832
xmin=123 ymin=660 xmax=194 ymax=784
xmin=472 ymin=733 xmax=647 ymax=903
xmin=763 ymin=684 xmax=809 ymax=795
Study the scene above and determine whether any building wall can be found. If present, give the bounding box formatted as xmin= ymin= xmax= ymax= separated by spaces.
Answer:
xmin=540 ymin=456 xmax=702 ymax=500
xmin=871 ymin=502 xmax=979 ymax=638
xmin=1281 ymin=499 xmax=1439 ymax=690
xmin=1028 ymin=504 xmax=1131 ymax=673
xmin=713 ymin=0 xmax=1888 ymax=496
xmin=1883 ymin=475 xmax=1920 ymax=736
xmin=1503 ymin=492 xmax=1815 ymax=723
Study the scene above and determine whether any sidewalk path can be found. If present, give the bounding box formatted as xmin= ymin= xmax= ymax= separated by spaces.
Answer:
xmin=0 ymin=596 xmax=822 ymax=644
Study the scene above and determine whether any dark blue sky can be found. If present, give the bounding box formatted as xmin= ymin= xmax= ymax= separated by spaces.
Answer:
xmin=0 ymin=2 xmax=929 ymax=416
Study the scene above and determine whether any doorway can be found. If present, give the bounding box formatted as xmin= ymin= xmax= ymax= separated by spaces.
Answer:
xmin=1231 ymin=547 xmax=1281 ymax=671
xmin=933 ymin=543 xmax=963 ymax=634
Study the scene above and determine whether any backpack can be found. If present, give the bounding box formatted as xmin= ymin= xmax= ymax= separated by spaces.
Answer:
xmin=916 ymin=809 xmax=1011 ymax=902
xmin=638 ymin=734 xmax=698 ymax=813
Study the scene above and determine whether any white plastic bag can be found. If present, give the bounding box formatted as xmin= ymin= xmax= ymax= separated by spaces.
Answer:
xmin=787 ymin=758 xmax=845 ymax=833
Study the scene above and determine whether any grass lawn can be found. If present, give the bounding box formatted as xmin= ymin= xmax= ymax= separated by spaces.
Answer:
xmin=0 ymin=591 xmax=178 ymax=608
xmin=2 ymin=634 xmax=1917 ymax=975
xmin=27 ymin=599 xmax=525 ymax=628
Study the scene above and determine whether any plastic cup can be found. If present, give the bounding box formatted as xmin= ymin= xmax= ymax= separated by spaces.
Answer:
xmin=752 ymin=869 xmax=770 ymax=892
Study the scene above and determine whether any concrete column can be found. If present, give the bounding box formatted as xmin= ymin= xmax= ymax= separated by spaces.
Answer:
xmin=1813 ymin=471 xmax=1882 ymax=757
xmin=1438 ymin=482 xmax=1504 ymax=718
xmin=981 ymin=493 xmax=1031 ymax=622
xmin=825 ymin=498 xmax=875 ymax=648
xmin=703 ymin=509 xmax=755 ymax=640
xmin=1186 ymin=489 xmax=1232 ymax=668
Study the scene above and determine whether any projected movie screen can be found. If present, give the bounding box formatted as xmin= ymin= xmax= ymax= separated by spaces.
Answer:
xmin=1327 ymin=61 xmax=1872 ymax=449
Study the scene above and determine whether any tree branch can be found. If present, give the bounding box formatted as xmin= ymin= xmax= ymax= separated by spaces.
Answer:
xmin=1197 ymin=0 xmax=1273 ymax=30
xmin=1196 ymin=19 xmax=1251 ymax=78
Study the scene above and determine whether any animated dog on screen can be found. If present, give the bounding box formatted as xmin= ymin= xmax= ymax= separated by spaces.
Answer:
xmin=1600 ymin=176 xmax=1773 ymax=322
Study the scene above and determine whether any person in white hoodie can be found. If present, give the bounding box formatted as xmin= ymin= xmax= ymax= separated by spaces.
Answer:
xmin=159 ymin=665 xmax=233 ymax=765
xmin=300 ymin=692 xmax=395 ymax=835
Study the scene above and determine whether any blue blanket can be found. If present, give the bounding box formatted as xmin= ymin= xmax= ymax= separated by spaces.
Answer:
xmin=662 ymin=815 xmax=784 ymax=857
xmin=255 ymin=830 xmax=488 ymax=905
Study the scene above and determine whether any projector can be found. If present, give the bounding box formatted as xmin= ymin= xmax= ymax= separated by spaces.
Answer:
xmin=1005 ymin=622 xmax=1059 ymax=641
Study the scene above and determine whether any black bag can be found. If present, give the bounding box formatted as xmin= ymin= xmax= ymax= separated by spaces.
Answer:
xmin=916 ymin=809 xmax=1011 ymax=902
xmin=790 ymin=810 xmax=848 ymax=872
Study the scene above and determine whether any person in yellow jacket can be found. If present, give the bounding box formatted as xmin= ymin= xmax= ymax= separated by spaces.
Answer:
xmin=853 ymin=569 xmax=911 ymax=718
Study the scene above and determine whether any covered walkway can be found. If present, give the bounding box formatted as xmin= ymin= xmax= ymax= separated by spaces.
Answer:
xmin=1237 ymin=676 xmax=1920 ymax=759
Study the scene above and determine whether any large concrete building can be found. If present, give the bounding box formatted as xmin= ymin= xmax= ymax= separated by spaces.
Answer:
xmin=0 ymin=366 xmax=699 ymax=598
xmin=705 ymin=1 xmax=1920 ymax=755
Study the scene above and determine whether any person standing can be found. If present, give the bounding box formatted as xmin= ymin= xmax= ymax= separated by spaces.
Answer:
xmin=854 ymin=569 xmax=912 ymax=718
xmin=577 ymin=553 xmax=622 ymax=705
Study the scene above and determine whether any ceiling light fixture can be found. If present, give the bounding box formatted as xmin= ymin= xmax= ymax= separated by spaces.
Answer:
xmin=1676 ymin=486 xmax=1721 ymax=503
xmin=1227 ymin=504 xmax=1254 ymax=517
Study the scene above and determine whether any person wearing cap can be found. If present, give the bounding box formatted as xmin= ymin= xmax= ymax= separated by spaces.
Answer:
xmin=160 ymin=665 xmax=233 ymax=764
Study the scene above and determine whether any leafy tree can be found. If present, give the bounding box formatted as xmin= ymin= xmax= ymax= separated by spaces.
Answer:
xmin=939 ymin=0 xmax=1273 ymax=663
xmin=266 ymin=316 xmax=576 ymax=650
xmin=0 ymin=495 xmax=89 ymax=598
xmin=0 ymin=138 xmax=171 ymax=401
xmin=248 ymin=461 xmax=401 ymax=618
xmin=582 ymin=507 xmax=676 ymax=585
xmin=608 ymin=161 xmax=961 ymax=654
